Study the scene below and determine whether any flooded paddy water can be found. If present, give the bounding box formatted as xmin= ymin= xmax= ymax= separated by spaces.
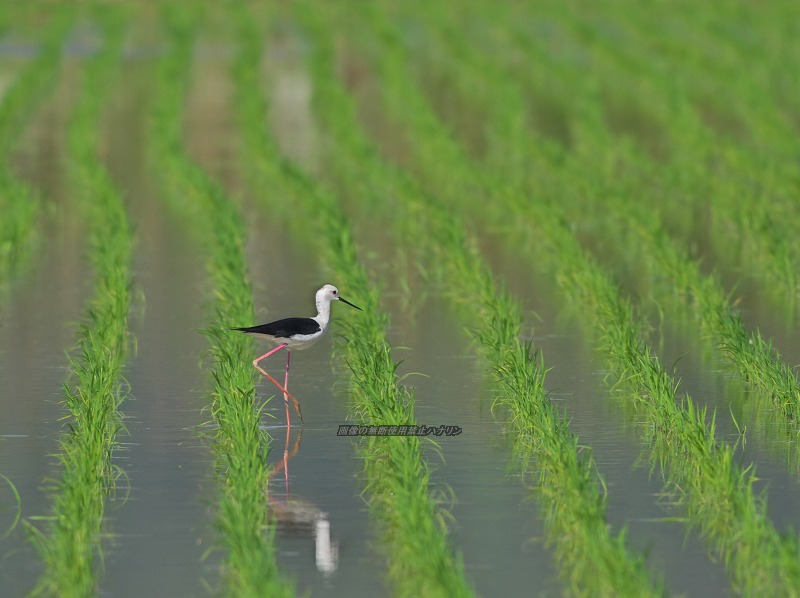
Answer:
xmin=2 ymin=3 xmax=800 ymax=596
xmin=474 ymin=234 xmax=733 ymax=596
xmin=185 ymin=39 xmax=383 ymax=597
xmin=98 ymin=50 xmax=218 ymax=596
xmin=0 ymin=46 xmax=86 ymax=594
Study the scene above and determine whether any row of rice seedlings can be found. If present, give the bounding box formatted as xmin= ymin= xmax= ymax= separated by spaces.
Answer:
xmin=650 ymin=10 xmax=800 ymax=309
xmin=588 ymin=1 xmax=796 ymax=271
xmin=420 ymin=0 xmax=800 ymax=472
xmin=231 ymin=7 xmax=475 ymax=596
xmin=578 ymin=12 xmax=800 ymax=462
xmin=0 ymin=9 xmax=72 ymax=292
xmin=26 ymin=10 xmax=134 ymax=596
xmin=610 ymin=4 xmax=799 ymax=190
xmin=500 ymin=6 xmax=800 ymax=461
xmin=480 ymin=39 xmax=800 ymax=598
xmin=358 ymin=6 xmax=800 ymax=594
xmin=148 ymin=8 xmax=293 ymax=596
xmin=299 ymin=7 xmax=663 ymax=596
xmin=557 ymin=1 xmax=800 ymax=309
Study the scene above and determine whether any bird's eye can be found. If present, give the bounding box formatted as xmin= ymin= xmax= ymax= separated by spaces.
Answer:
xmin=332 ymin=290 xmax=337 ymax=295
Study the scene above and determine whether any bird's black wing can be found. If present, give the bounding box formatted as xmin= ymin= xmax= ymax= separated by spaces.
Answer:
xmin=233 ymin=317 xmax=321 ymax=338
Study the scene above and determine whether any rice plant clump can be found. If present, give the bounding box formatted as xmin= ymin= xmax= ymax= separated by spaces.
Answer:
xmin=0 ymin=9 xmax=72 ymax=291
xmin=29 ymin=11 xmax=134 ymax=596
xmin=149 ymin=8 xmax=292 ymax=596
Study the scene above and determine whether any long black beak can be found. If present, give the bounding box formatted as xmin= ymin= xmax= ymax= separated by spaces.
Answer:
xmin=339 ymin=296 xmax=362 ymax=311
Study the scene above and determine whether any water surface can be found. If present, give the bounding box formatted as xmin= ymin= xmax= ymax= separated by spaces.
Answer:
xmin=0 ymin=55 xmax=86 ymax=596
xmin=100 ymin=52 xmax=219 ymax=596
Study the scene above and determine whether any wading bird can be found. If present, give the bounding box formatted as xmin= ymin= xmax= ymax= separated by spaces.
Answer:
xmin=233 ymin=284 xmax=361 ymax=427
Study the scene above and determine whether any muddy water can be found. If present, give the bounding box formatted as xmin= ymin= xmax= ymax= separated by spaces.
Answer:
xmin=0 ymin=57 xmax=85 ymax=594
xmin=256 ymin=52 xmax=388 ymax=598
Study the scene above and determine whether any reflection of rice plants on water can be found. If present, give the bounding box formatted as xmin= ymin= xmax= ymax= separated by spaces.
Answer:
xmin=1 ymin=1 xmax=800 ymax=596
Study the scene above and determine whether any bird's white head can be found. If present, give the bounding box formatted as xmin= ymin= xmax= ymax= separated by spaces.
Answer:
xmin=317 ymin=284 xmax=340 ymax=304
xmin=315 ymin=284 xmax=362 ymax=314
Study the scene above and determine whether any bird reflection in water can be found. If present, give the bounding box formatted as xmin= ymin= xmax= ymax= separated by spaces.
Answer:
xmin=268 ymin=426 xmax=338 ymax=574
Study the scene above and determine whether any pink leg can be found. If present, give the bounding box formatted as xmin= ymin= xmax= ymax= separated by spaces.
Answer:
xmin=283 ymin=417 xmax=290 ymax=495
xmin=252 ymin=343 xmax=304 ymax=424
xmin=253 ymin=343 xmax=288 ymax=367
xmin=271 ymin=427 xmax=303 ymax=499
xmin=271 ymin=427 xmax=303 ymax=476
xmin=283 ymin=351 xmax=292 ymax=429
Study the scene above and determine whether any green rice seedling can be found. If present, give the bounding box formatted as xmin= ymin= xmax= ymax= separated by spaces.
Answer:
xmin=277 ymin=5 xmax=664 ymax=596
xmin=487 ymin=5 xmax=800 ymax=470
xmin=26 ymin=10 xmax=135 ymax=596
xmin=148 ymin=7 xmax=293 ymax=597
xmin=232 ymin=7 xmax=475 ymax=597
xmin=599 ymin=172 xmax=800 ymax=434
xmin=0 ymin=473 xmax=21 ymax=540
xmin=643 ymin=15 xmax=800 ymax=310
xmin=538 ymin=2 xmax=800 ymax=312
xmin=556 ymin=3 xmax=791 ymax=237
xmin=352 ymin=6 xmax=800 ymax=594
xmin=486 ymin=44 xmax=800 ymax=598
xmin=0 ymin=9 xmax=72 ymax=293
xmin=403 ymin=0 xmax=800 ymax=475
xmin=494 ymin=0 xmax=800 ymax=510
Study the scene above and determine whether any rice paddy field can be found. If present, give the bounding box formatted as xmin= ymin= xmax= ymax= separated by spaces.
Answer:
xmin=2 ymin=1 xmax=800 ymax=596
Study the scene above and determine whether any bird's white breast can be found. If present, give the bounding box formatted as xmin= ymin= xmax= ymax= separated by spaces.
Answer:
xmin=286 ymin=330 xmax=325 ymax=350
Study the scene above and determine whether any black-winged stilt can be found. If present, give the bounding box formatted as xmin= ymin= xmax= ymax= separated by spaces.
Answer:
xmin=233 ymin=284 xmax=361 ymax=427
